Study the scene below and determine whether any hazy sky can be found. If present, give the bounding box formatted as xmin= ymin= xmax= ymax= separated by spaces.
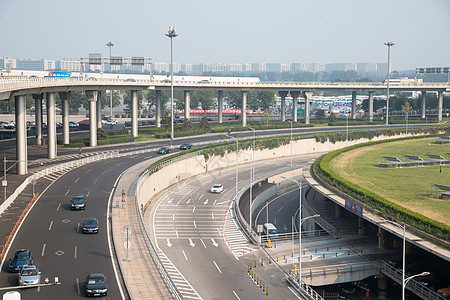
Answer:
xmin=1 ymin=0 xmax=449 ymax=70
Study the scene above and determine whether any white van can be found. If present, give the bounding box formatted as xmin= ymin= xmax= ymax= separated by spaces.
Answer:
xmin=3 ymin=291 xmax=21 ymax=300
xmin=263 ymin=223 xmax=278 ymax=238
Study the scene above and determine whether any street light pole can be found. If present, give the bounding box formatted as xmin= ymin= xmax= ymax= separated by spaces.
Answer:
xmin=247 ymin=126 xmax=256 ymax=234
xmin=404 ymin=272 xmax=430 ymax=297
xmin=166 ymin=26 xmax=178 ymax=147
xmin=106 ymin=42 xmax=114 ymax=118
xmin=385 ymin=42 xmax=395 ymax=127
xmin=228 ymin=135 xmax=239 ymax=201
xmin=287 ymin=120 xmax=293 ymax=169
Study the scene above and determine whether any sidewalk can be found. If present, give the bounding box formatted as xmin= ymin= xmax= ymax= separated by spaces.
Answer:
xmin=111 ymin=159 xmax=172 ymax=300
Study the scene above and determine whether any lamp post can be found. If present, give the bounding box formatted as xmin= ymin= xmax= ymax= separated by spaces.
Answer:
xmin=247 ymin=126 xmax=256 ymax=234
xmin=346 ymin=114 xmax=349 ymax=143
xmin=228 ymin=135 xmax=239 ymax=201
xmin=287 ymin=120 xmax=293 ymax=169
xmin=106 ymin=42 xmax=114 ymax=117
xmin=282 ymin=176 xmax=319 ymax=288
xmin=385 ymin=219 xmax=405 ymax=300
xmin=404 ymin=272 xmax=430 ymax=297
xmin=166 ymin=26 xmax=178 ymax=147
xmin=384 ymin=42 xmax=395 ymax=127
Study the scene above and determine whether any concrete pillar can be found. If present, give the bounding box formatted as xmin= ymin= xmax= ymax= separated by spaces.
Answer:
xmin=241 ymin=91 xmax=247 ymax=127
xmin=131 ymin=90 xmax=138 ymax=137
xmin=368 ymin=91 xmax=374 ymax=122
xmin=378 ymin=227 xmax=387 ymax=249
xmin=15 ymin=96 xmax=27 ymax=175
xmin=351 ymin=91 xmax=357 ymax=120
xmin=303 ymin=91 xmax=313 ymax=125
xmin=334 ymin=203 xmax=342 ymax=218
xmin=278 ymin=91 xmax=288 ymax=122
xmin=438 ymin=90 xmax=443 ymax=122
xmin=184 ymin=90 xmax=191 ymax=121
xmin=290 ymin=91 xmax=300 ymax=122
xmin=46 ymin=92 xmax=57 ymax=159
xmin=421 ymin=91 xmax=426 ymax=119
xmin=59 ymin=92 xmax=70 ymax=145
xmin=155 ymin=90 xmax=161 ymax=128
xmin=96 ymin=91 xmax=102 ymax=129
xmin=217 ymin=90 xmax=223 ymax=123
xmin=377 ymin=274 xmax=388 ymax=300
xmin=85 ymin=91 xmax=98 ymax=147
xmin=33 ymin=94 xmax=43 ymax=146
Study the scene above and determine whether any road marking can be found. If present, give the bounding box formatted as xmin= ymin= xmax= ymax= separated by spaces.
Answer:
xmin=77 ymin=223 xmax=80 ymax=233
xmin=213 ymin=261 xmax=222 ymax=273
xmin=173 ymin=214 xmax=175 ymax=221
xmin=204 ymin=199 xmax=209 ymax=205
xmin=233 ymin=291 xmax=241 ymax=300
xmin=217 ymin=228 xmax=222 ymax=235
xmin=211 ymin=238 xmax=219 ymax=247
xmin=56 ymin=203 xmax=61 ymax=211
xmin=176 ymin=200 xmax=180 ymax=206
xmin=211 ymin=212 xmax=214 ymax=219
xmin=213 ymin=199 xmax=217 ymax=205
xmin=192 ymin=207 xmax=196 ymax=213
xmin=288 ymin=286 xmax=301 ymax=299
xmin=41 ymin=244 xmax=46 ymax=256
xmin=166 ymin=239 xmax=172 ymax=247
xmin=189 ymin=239 xmax=196 ymax=247
xmin=86 ymin=168 xmax=92 ymax=173
xmin=74 ymin=178 xmax=79 ymax=183
xmin=93 ymin=179 xmax=97 ymax=185
xmin=74 ymin=246 xmax=77 ymax=259
xmin=175 ymin=230 xmax=179 ymax=238
xmin=182 ymin=250 xmax=188 ymax=260
xmin=48 ymin=221 xmax=53 ymax=231
xmin=193 ymin=221 xmax=197 ymax=229
xmin=76 ymin=278 xmax=80 ymax=295
xmin=186 ymin=198 xmax=191 ymax=204
xmin=200 ymin=239 xmax=207 ymax=248
xmin=168 ymin=198 xmax=173 ymax=204
xmin=65 ymin=189 xmax=70 ymax=196
xmin=199 ymin=194 xmax=203 ymax=200
xmin=86 ymin=190 xmax=91 ymax=197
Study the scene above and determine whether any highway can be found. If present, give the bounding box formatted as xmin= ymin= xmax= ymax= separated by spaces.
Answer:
xmin=145 ymin=154 xmax=322 ymax=300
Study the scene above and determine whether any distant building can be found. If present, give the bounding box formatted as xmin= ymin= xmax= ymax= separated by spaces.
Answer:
xmin=16 ymin=58 xmax=56 ymax=71
xmin=357 ymin=63 xmax=377 ymax=73
xmin=58 ymin=59 xmax=81 ymax=72
xmin=325 ymin=63 xmax=357 ymax=72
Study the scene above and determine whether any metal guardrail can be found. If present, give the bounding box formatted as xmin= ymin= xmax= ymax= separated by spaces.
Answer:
xmin=136 ymin=170 xmax=184 ymax=300
xmin=286 ymin=273 xmax=324 ymax=300
xmin=378 ymin=261 xmax=446 ymax=300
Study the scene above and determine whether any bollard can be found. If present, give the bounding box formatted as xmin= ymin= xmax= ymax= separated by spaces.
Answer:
xmin=268 ymin=239 xmax=271 ymax=248
xmin=266 ymin=286 xmax=268 ymax=295
xmin=294 ymin=265 xmax=297 ymax=274
xmin=284 ymin=254 xmax=286 ymax=260
xmin=263 ymin=283 xmax=265 ymax=291
xmin=255 ymin=260 xmax=257 ymax=267
xmin=276 ymin=257 xmax=278 ymax=262
xmin=261 ymin=258 xmax=264 ymax=266
xmin=291 ymin=252 xmax=293 ymax=257
xmin=260 ymin=279 xmax=262 ymax=288
xmin=285 ymin=258 xmax=287 ymax=263
xmin=336 ymin=252 xmax=338 ymax=257
xmin=269 ymin=257 xmax=271 ymax=264
xmin=257 ymin=277 xmax=259 ymax=286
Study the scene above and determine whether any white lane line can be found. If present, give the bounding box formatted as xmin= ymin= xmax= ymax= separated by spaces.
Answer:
xmin=86 ymin=168 xmax=92 ymax=173
xmin=56 ymin=203 xmax=61 ymax=211
xmin=176 ymin=200 xmax=180 ymax=206
xmin=200 ymin=239 xmax=207 ymax=248
xmin=41 ymin=244 xmax=46 ymax=256
xmin=65 ymin=189 xmax=70 ymax=196
xmin=213 ymin=261 xmax=222 ymax=273
xmin=182 ymin=250 xmax=188 ymax=260
xmin=93 ymin=179 xmax=97 ymax=185
xmin=86 ymin=190 xmax=91 ymax=197
xmin=192 ymin=207 xmax=196 ymax=213
xmin=199 ymin=194 xmax=203 ymax=200
xmin=74 ymin=246 xmax=77 ymax=259
xmin=77 ymin=223 xmax=80 ymax=233
xmin=217 ymin=228 xmax=222 ymax=235
xmin=193 ymin=221 xmax=197 ymax=229
xmin=211 ymin=212 xmax=214 ymax=219
xmin=74 ymin=178 xmax=79 ymax=183
xmin=173 ymin=214 xmax=175 ymax=221
xmin=76 ymin=278 xmax=80 ymax=295
xmin=175 ymin=230 xmax=179 ymax=238
xmin=213 ymin=199 xmax=217 ymax=205
xmin=233 ymin=291 xmax=241 ymax=300
xmin=48 ymin=221 xmax=53 ymax=231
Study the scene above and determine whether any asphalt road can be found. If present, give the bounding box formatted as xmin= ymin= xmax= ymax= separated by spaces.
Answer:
xmin=146 ymin=155 xmax=320 ymax=300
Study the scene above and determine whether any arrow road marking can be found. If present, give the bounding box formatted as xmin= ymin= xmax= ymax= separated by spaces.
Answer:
xmin=186 ymin=198 xmax=191 ymax=204
xmin=283 ymin=224 xmax=288 ymax=231
xmin=204 ymin=199 xmax=209 ymax=205
xmin=211 ymin=212 xmax=214 ymax=219
xmin=193 ymin=221 xmax=197 ymax=229
xmin=211 ymin=238 xmax=219 ymax=247
xmin=189 ymin=239 xmax=196 ymax=247
xmin=166 ymin=239 xmax=172 ymax=247
xmin=168 ymin=198 xmax=173 ymax=204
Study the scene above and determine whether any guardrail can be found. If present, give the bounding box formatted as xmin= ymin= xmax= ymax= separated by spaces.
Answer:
xmin=378 ymin=261 xmax=446 ymax=300
xmin=136 ymin=170 xmax=184 ymax=300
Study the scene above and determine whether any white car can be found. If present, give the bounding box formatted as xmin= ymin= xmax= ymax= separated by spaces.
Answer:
xmin=210 ymin=184 xmax=224 ymax=193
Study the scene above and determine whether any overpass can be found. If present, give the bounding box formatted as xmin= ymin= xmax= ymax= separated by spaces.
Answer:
xmin=1 ymin=76 xmax=449 ymax=175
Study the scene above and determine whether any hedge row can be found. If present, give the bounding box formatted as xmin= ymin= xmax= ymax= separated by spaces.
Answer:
xmin=313 ymin=130 xmax=450 ymax=242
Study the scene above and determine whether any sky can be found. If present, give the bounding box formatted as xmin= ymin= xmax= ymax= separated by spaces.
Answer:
xmin=0 ymin=0 xmax=449 ymax=70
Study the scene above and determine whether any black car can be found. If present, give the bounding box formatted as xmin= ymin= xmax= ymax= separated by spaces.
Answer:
xmin=71 ymin=195 xmax=86 ymax=210
xmin=85 ymin=273 xmax=108 ymax=297
xmin=82 ymin=218 xmax=99 ymax=234
xmin=8 ymin=249 xmax=33 ymax=272
xmin=180 ymin=143 xmax=192 ymax=150
xmin=158 ymin=147 xmax=171 ymax=154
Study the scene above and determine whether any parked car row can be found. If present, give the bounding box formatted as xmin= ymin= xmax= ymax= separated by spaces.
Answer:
xmin=157 ymin=143 xmax=193 ymax=155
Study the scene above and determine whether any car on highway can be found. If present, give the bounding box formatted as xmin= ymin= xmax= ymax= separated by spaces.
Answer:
xmin=210 ymin=184 xmax=224 ymax=193
xmin=158 ymin=147 xmax=171 ymax=154
xmin=105 ymin=119 xmax=117 ymax=126
xmin=69 ymin=121 xmax=79 ymax=128
xmin=180 ymin=143 xmax=192 ymax=150
xmin=18 ymin=265 xmax=40 ymax=286
xmin=71 ymin=195 xmax=86 ymax=210
xmin=8 ymin=249 xmax=33 ymax=272
xmin=2 ymin=291 xmax=21 ymax=300
xmin=84 ymin=273 xmax=108 ymax=297
xmin=82 ymin=218 xmax=99 ymax=234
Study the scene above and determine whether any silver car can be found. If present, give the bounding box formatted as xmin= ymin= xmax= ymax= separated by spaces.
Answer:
xmin=18 ymin=265 xmax=41 ymax=286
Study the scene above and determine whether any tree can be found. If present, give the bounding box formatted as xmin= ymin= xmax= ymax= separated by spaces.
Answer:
xmin=199 ymin=116 xmax=211 ymax=131
xmin=146 ymin=90 xmax=170 ymax=114
xmin=263 ymin=109 xmax=271 ymax=125
xmin=191 ymin=90 xmax=215 ymax=111
xmin=254 ymin=91 xmax=275 ymax=109
xmin=402 ymin=101 xmax=413 ymax=133
xmin=101 ymin=90 xmax=121 ymax=111
xmin=123 ymin=90 xmax=144 ymax=111
xmin=226 ymin=90 xmax=243 ymax=109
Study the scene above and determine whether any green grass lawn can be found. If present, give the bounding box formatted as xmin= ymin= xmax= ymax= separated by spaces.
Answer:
xmin=329 ymin=137 xmax=450 ymax=226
